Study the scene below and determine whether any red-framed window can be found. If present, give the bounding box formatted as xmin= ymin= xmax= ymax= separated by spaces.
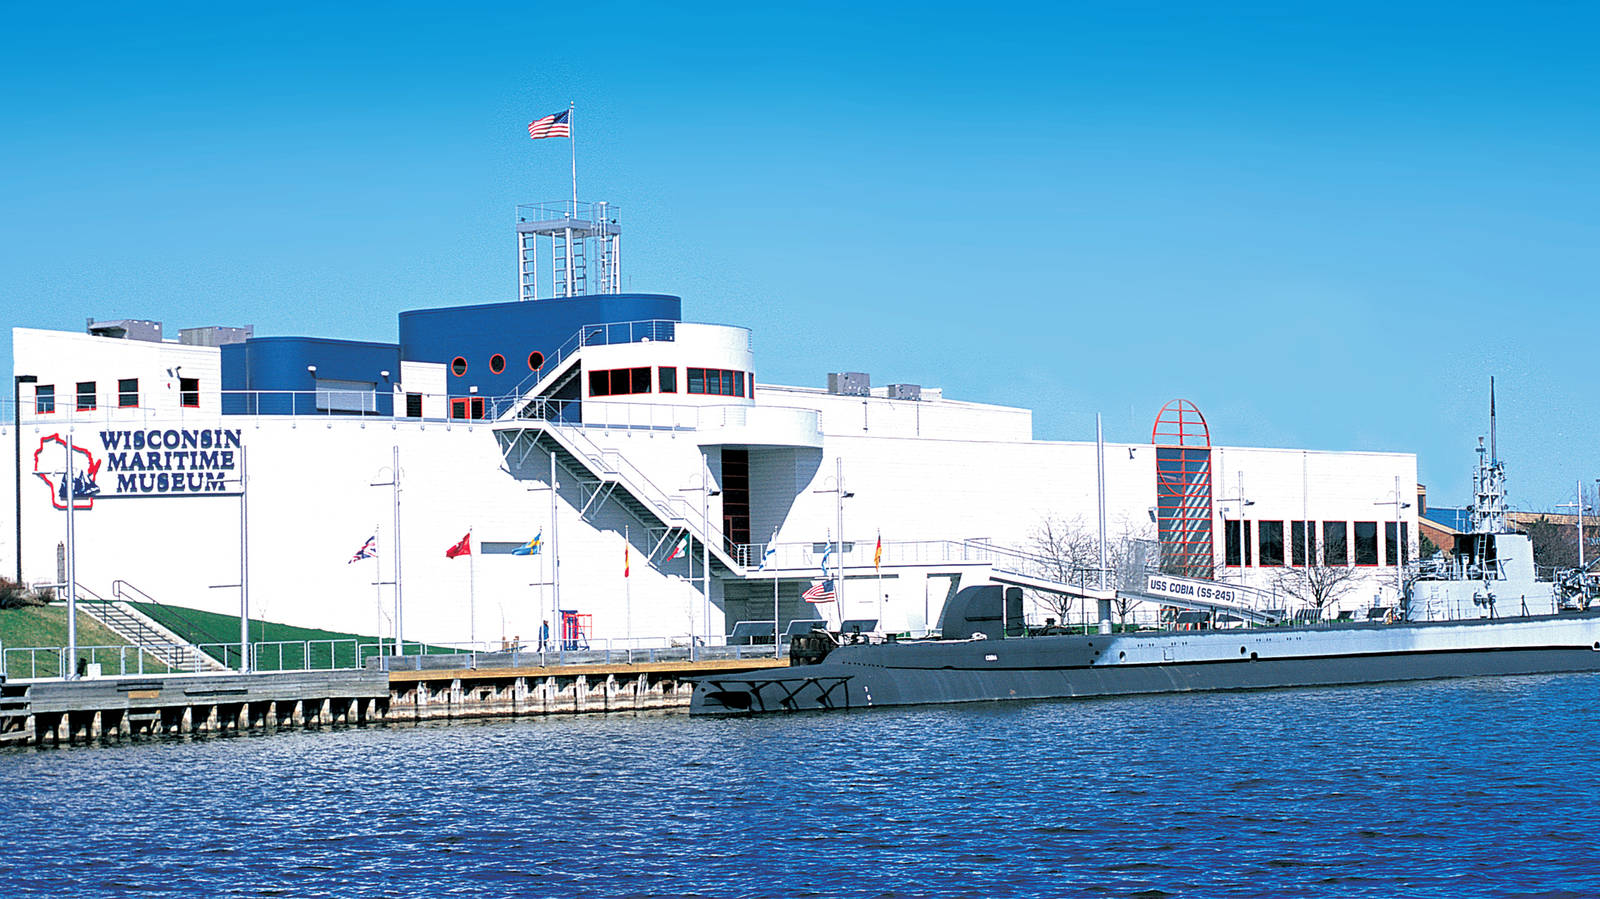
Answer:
xmin=589 ymin=367 xmax=651 ymax=397
xmin=659 ymin=367 xmax=677 ymax=393
xmin=76 ymin=381 xmax=96 ymax=411
xmin=450 ymin=397 xmax=485 ymax=419
xmin=1290 ymin=520 xmax=1315 ymax=566
xmin=489 ymin=354 xmax=506 ymax=374
xmin=180 ymin=377 xmax=199 ymax=409
xmin=1385 ymin=522 xmax=1410 ymax=566
xmin=450 ymin=357 xmax=467 ymax=377
xmin=1353 ymin=521 xmax=1379 ymax=566
xmin=118 ymin=378 xmax=139 ymax=408
xmin=1223 ymin=520 xmax=1252 ymax=567
xmin=1323 ymin=521 xmax=1349 ymax=566
xmin=528 ymin=351 xmax=545 ymax=371
xmin=686 ymin=367 xmax=745 ymax=397
xmin=35 ymin=384 xmax=55 ymax=414
xmin=1258 ymin=520 xmax=1284 ymax=566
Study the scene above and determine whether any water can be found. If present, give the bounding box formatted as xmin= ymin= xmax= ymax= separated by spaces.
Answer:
xmin=3 ymin=674 xmax=1598 ymax=898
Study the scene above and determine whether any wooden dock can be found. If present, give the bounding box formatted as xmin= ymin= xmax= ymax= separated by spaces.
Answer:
xmin=0 ymin=656 xmax=789 ymax=747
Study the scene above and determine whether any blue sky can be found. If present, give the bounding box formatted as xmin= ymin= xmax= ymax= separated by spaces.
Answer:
xmin=3 ymin=2 xmax=1598 ymax=509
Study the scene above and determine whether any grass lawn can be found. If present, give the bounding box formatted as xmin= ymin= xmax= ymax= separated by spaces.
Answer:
xmin=0 ymin=605 xmax=173 ymax=678
xmin=128 ymin=603 xmax=464 ymax=671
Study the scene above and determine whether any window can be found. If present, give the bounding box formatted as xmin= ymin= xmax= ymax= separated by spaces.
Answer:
xmin=118 ymin=378 xmax=138 ymax=408
xmin=489 ymin=354 xmax=506 ymax=374
xmin=1258 ymin=520 xmax=1284 ymax=566
xmin=748 ymin=372 xmax=755 ymax=398
xmin=451 ymin=357 xmax=467 ymax=377
xmin=659 ymin=367 xmax=677 ymax=393
xmin=180 ymin=377 xmax=200 ymax=409
xmin=589 ymin=367 xmax=652 ymax=398
xmin=35 ymin=384 xmax=54 ymax=414
xmin=1290 ymin=521 xmax=1314 ymax=566
xmin=450 ymin=397 xmax=485 ymax=419
xmin=527 ymin=351 xmax=545 ymax=371
xmin=405 ymin=393 xmax=423 ymax=418
xmin=1323 ymin=521 xmax=1348 ymax=566
xmin=315 ymin=379 xmax=376 ymax=414
xmin=76 ymin=381 xmax=96 ymax=411
xmin=1224 ymin=520 xmax=1243 ymax=567
xmin=1353 ymin=521 xmax=1379 ymax=566
xmin=1385 ymin=522 xmax=1410 ymax=566
xmin=686 ymin=367 xmax=745 ymax=397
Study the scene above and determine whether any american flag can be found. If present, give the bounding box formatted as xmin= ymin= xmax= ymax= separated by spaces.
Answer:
xmin=528 ymin=110 xmax=571 ymax=140
xmin=802 ymin=580 xmax=836 ymax=603
xmin=348 ymin=536 xmax=377 ymax=564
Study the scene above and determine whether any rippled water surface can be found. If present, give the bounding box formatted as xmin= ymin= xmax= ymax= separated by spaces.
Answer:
xmin=3 ymin=674 xmax=1599 ymax=897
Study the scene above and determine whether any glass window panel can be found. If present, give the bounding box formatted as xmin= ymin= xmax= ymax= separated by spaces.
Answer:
xmin=118 ymin=378 xmax=138 ymax=408
xmin=36 ymin=385 xmax=54 ymax=413
xmin=733 ymin=371 xmax=745 ymax=397
xmin=688 ymin=368 xmax=705 ymax=394
xmin=1259 ymin=521 xmax=1284 ymax=566
xmin=631 ymin=367 xmax=651 ymax=394
xmin=1323 ymin=521 xmax=1348 ymax=566
xmin=1354 ymin=521 xmax=1378 ymax=565
xmin=1224 ymin=520 xmax=1242 ymax=567
xmin=76 ymin=381 xmax=96 ymax=411
xmin=659 ymin=367 xmax=677 ymax=393
xmin=589 ymin=370 xmax=609 ymax=397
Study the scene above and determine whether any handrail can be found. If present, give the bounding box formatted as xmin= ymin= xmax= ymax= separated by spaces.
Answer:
xmin=111 ymin=579 xmax=214 ymax=649
xmin=496 ymin=318 xmax=682 ymax=415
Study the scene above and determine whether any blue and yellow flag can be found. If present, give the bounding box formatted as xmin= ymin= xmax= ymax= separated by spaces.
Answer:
xmin=512 ymin=532 xmax=543 ymax=556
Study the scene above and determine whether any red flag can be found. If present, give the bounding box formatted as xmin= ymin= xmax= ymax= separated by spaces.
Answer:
xmin=445 ymin=533 xmax=472 ymax=559
xmin=624 ymin=543 xmax=630 ymax=578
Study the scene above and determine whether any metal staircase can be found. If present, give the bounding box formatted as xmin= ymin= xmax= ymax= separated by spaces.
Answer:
xmin=75 ymin=582 xmax=228 ymax=673
xmin=495 ymin=419 xmax=747 ymax=578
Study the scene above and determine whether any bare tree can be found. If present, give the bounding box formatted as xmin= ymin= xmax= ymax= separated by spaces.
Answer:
xmin=1027 ymin=515 xmax=1155 ymax=627
xmin=1268 ymin=540 xmax=1362 ymax=613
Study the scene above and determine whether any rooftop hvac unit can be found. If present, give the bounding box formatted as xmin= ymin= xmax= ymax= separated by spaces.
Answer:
xmin=86 ymin=318 xmax=163 ymax=342
xmin=886 ymin=384 xmax=922 ymax=401
xmin=179 ymin=326 xmax=255 ymax=347
xmin=827 ymin=372 xmax=870 ymax=396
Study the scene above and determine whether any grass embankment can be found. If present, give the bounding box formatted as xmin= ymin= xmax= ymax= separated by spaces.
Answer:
xmin=128 ymin=603 xmax=464 ymax=671
xmin=0 ymin=605 xmax=170 ymax=678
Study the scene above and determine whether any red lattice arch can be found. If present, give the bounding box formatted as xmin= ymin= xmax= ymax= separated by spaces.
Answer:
xmin=1151 ymin=399 xmax=1211 ymax=448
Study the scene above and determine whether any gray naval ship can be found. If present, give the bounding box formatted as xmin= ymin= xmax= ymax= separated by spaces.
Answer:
xmin=691 ymin=417 xmax=1600 ymax=717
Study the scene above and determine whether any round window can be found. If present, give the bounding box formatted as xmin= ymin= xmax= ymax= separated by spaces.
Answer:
xmin=451 ymin=356 xmax=467 ymax=377
xmin=489 ymin=353 xmax=506 ymax=374
xmin=528 ymin=350 xmax=546 ymax=371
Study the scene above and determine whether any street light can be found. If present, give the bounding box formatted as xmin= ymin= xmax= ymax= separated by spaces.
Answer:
xmin=680 ymin=453 xmax=720 ymax=648
xmin=13 ymin=374 xmax=35 ymax=586
xmin=812 ymin=457 xmax=854 ymax=628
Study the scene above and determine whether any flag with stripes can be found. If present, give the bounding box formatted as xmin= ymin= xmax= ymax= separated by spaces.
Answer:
xmin=802 ymin=580 xmax=836 ymax=603
xmin=528 ymin=110 xmax=571 ymax=140
xmin=667 ymin=536 xmax=688 ymax=561
xmin=348 ymin=536 xmax=376 ymax=564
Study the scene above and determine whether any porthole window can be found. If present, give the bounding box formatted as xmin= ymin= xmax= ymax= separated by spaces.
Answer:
xmin=528 ymin=350 xmax=545 ymax=371
xmin=489 ymin=354 xmax=506 ymax=374
xmin=451 ymin=357 xmax=467 ymax=377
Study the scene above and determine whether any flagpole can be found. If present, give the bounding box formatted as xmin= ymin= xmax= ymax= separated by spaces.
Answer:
xmin=550 ymin=452 xmax=561 ymax=651
xmin=876 ymin=529 xmax=883 ymax=633
xmin=624 ymin=524 xmax=632 ymax=643
xmin=772 ymin=528 xmax=780 ymax=659
xmin=468 ymin=527 xmax=476 ymax=649
xmin=569 ymin=101 xmax=577 ymax=212
xmin=374 ymin=524 xmax=384 ymax=659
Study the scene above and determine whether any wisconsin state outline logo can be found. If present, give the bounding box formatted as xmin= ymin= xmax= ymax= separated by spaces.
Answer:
xmin=33 ymin=434 xmax=102 ymax=511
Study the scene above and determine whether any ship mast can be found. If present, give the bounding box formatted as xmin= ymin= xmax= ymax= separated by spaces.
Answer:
xmin=1469 ymin=377 xmax=1509 ymax=536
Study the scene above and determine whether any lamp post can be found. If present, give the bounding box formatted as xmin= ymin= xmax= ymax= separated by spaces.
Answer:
xmin=811 ymin=458 xmax=854 ymax=628
xmin=14 ymin=374 xmax=36 ymax=586
xmin=1375 ymin=476 xmax=1411 ymax=607
xmin=680 ymin=453 xmax=720 ymax=647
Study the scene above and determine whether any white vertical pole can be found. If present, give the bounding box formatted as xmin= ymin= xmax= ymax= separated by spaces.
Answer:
xmin=836 ymin=456 xmax=845 ymax=630
xmin=569 ymin=102 xmax=577 ymax=212
xmin=374 ymin=525 xmax=384 ymax=658
xmin=393 ymin=445 xmax=403 ymax=653
xmin=1578 ymin=479 xmax=1586 ymax=572
xmin=64 ymin=434 xmax=77 ymax=679
xmin=1395 ymin=475 xmax=1404 ymax=605
xmin=710 ymin=451 xmax=716 ymax=639
xmin=550 ymin=452 xmax=561 ymax=647
xmin=1096 ymin=414 xmax=1107 ymax=592
xmin=239 ymin=447 xmax=250 ymax=673
xmin=468 ymin=526 xmax=476 ymax=648
xmin=625 ymin=523 xmax=632 ymax=642
xmin=772 ymin=528 xmax=781 ymax=659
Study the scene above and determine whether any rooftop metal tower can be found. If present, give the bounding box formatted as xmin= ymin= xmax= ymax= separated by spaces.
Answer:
xmin=1469 ymin=378 xmax=1509 ymax=535
xmin=517 ymin=200 xmax=621 ymax=300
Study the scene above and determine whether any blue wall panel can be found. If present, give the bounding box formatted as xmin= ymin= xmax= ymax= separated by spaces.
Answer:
xmin=221 ymin=337 xmax=400 ymax=416
xmin=397 ymin=293 xmax=681 ymax=400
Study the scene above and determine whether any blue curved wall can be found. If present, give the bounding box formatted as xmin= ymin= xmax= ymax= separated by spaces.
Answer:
xmin=398 ymin=293 xmax=681 ymax=399
xmin=221 ymin=337 xmax=400 ymax=415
